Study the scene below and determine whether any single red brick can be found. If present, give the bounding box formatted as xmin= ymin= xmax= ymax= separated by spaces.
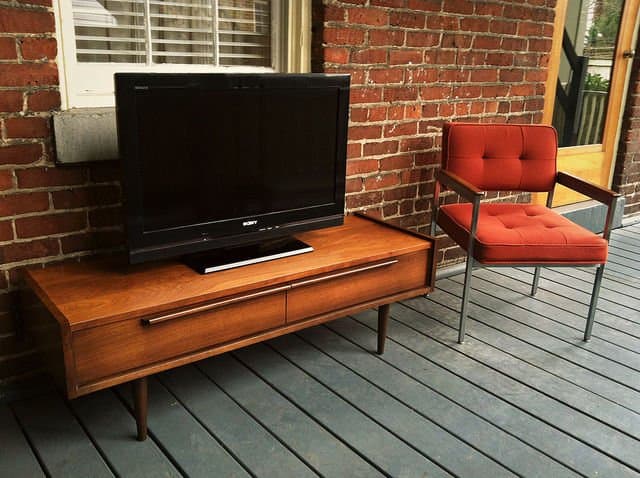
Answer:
xmin=499 ymin=69 xmax=524 ymax=82
xmin=324 ymin=5 xmax=345 ymax=21
xmin=426 ymin=15 xmax=459 ymax=30
xmin=399 ymin=136 xmax=433 ymax=152
xmin=323 ymin=28 xmax=365 ymax=46
xmin=0 ymin=63 xmax=58 ymax=87
xmin=482 ymin=85 xmax=510 ymax=97
xmin=0 ymin=144 xmax=42 ymax=166
xmin=345 ymin=191 xmax=383 ymax=209
xmin=346 ymin=177 xmax=363 ymax=193
xmin=518 ymin=21 xmax=543 ymax=36
xmin=5 ymin=116 xmax=49 ymax=138
xmin=380 ymin=154 xmax=413 ymax=170
xmin=16 ymin=211 xmax=86 ymax=239
xmin=0 ymin=91 xmax=23 ymax=112
xmin=473 ymin=36 xmax=501 ymax=50
xmin=0 ymin=37 xmax=16 ymax=59
xmin=443 ymin=0 xmax=474 ymax=14
xmin=369 ymin=68 xmax=404 ymax=84
xmin=364 ymin=173 xmax=400 ymax=190
xmin=383 ymin=203 xmax=399 ymax=217
xmin=442 ymin=33 xmax=472 ymax=49
xmin=367 ymin=106 xmax=387 ymax=121
xmin=439 ymin=69 xmax=469 ymax=82
xmin=371 ymin=0 xmax=405 ymax=7
xmin=383 ymin=185 xmax=417 ymax=201
xmin=364 ymin=141 xmax=399 ymax=156
xmin=383 ymin=87 xmax=418 ymax=102
xmin=502 ymin=37 xmax=527 ymax=51
xmin=0 ymin=8 xmax=54 ymax=33
xmin=16 ymin=0 xmax=52 ymax=6
xmin=0 ymin=191 xmax=49 ymax=216
xmin=453 ymin=85 xmax=481 ymax=99
xmin=351 ymin=48 xmax=387 ymax=64
xmin=350 ymin=88 xmax=382 ymax=104
xmin=406 ymin=31 xmax=440 ymax=47
xmin=420 ymin=85 xmax=452 ymax=100
xmin=27 ymin=90 xmax=60 ymax=111
xmin=0 ymin=237 xmax=59 ymax=263
xmin=389 ymin=49 xmax=422 ymax=65
xmin=348 ymin=125 xmax=382 ymax=141
xmin=0 ymin=171 xmax=13 ymax=191
xmin=346 ymin=159 xmax=378 ymax=176
xmin=350 ymin=107 xmax=368 ymax=123
xmin=407 ymin=0 xmax=441 ymax=12
xmin=383 ymin=121 xmax=418 ymax=137
xmin=390 ymin=12 xmax=425 ymax=28
xmin=347 ymin=143 xmax=362 ymax=159
xmin=16 ymin=167 xmax=86 ymax=188
xmin=490 ymin=20 xmax=518 ymax=35
xmin=324 ymin=48 xmax=349 ymax=64
xmin=408 ymin=68 xmax=437 ymax=83
xmin=20 ymin=37 xmax=56 ymax=60
xmin=347 ymin=8 xmax=389 ymax=27
xmin=486 ymin=52 xmax=514 ymax=66
xmin=459 ymin=17 xmax=490 ymax=32
xmin=369 ymin=30 xmax=405 ymax=47
xmin=470 ymin=69 xmax=498 ymax=82
xmin=0 ymin=221 xmax=12 ymax=241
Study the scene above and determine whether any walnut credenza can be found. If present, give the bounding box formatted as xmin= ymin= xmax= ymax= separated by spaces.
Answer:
xmin=25 ymin=214 xmax=436 ymax=440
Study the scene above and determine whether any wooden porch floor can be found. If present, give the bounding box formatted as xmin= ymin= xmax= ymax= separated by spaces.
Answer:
xmin=2 ymin=223 xmax=639 ymax=477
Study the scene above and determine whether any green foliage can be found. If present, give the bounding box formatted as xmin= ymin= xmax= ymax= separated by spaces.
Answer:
xmin=587 ymin=0 xmax=622 ymax=46
xmin=584 ymin=73 xmax=610 ymax=91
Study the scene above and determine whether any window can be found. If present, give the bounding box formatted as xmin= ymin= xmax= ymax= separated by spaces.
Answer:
xmin=56 ymin=0 xmax=310 ymax=108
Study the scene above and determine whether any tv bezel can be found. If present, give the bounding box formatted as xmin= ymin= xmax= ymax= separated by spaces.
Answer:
xmin=115 ymin=73 xmax=350 ymax=264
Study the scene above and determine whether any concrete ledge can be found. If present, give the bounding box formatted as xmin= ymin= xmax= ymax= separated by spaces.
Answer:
xmin=53 ymin=108 xmax=118 ymax=164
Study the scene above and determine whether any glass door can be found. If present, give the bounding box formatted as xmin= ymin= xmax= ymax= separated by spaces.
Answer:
xmin=542 ymin=0 xmax=639 ymax=206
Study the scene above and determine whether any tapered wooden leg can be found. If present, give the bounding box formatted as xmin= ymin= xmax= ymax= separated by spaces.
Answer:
xmin=377 ymin=304 xmax=390 ymax=354
xmin=133 ymin=376 xmax=148 ymax=441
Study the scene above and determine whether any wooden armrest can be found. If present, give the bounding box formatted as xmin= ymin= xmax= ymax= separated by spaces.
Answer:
xmin=436 ymin=169 xmax=485 ymax=203
xmin=556 ymin=171 xmax=620 ymax=207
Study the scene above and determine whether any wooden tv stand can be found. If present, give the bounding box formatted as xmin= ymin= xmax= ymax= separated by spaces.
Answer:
xmin=24 ymin=214 xmax=436 ymax=440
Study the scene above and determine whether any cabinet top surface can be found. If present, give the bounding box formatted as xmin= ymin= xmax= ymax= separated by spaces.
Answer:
xmin=25 ymin=215 xmax=433 ymax=330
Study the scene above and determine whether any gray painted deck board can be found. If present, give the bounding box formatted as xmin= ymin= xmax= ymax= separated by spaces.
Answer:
xmin=327 ymin=315 xmax=638 ymax=478
xmin=118 ymin=376 xmax=249 ymax=478
xmin=0 ymin=405 xmax=44 ymax=477
xmin=285 ymin=328 xmax=578 ymax=478
xmin=197 ymin=353 xmax=385 ymax=478
xmin=69 ymin=390 xmax=182 ymax=478
xmin=2 ymin=224 xmax=639 ymax=477
xmin=232 ymin=343 xmax=453 ymax=478
xmin=11 ymin=394 xmax=114 ymax=478
xmin=265 ymin=333 xmax=519 ymax=478
xmin=159 ymin=365 xmax=317 ymax=478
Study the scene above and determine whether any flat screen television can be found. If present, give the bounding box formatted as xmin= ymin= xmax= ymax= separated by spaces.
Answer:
xmin=115 ymin=73 xmax=350 ymax=272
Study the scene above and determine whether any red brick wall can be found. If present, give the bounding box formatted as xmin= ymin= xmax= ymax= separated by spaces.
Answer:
xmin=612 ymin=45 xmax=640 ymax=217
xmin=312 ymin=0 xmax=555 ymax=264
xmin=0 ymin=2 xmax=122 ymax=384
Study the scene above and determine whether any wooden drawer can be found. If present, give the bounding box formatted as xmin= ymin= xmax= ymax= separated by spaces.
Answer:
xmin=73 ymin=290 xmax=286 ymax=385
xmin=287 ymin=250 xmax=429 ymax=322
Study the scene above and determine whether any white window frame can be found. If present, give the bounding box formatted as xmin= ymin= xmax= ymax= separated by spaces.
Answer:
xmin=54 ymin=0 xmax=310 ymax=109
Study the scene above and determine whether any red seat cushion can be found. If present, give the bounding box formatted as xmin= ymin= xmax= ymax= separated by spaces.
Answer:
xmin=437 ymin=203 xmax=608 ymax=265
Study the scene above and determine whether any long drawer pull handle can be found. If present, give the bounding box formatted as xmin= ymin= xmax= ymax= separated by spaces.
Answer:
xmin=141 ymin=285 xmax=291 ymax=326
xmin=291 ymin=259 xmax=399 ymax=289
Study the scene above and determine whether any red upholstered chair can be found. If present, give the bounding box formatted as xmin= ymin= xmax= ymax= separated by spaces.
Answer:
xmin=431 ymin=123 xmax=620 ymax=344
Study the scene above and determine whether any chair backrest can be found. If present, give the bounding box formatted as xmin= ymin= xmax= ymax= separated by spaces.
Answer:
xmin=442 ymin=122 xmax=558 ymax=192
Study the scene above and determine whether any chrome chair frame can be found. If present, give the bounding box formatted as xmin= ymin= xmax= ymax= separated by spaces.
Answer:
xmin=431 ymin=170 xmax=619 ymax=344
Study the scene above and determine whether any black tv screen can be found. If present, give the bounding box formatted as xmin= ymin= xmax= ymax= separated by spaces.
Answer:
xmin=116 ymin=73 xmax=350 ymax=265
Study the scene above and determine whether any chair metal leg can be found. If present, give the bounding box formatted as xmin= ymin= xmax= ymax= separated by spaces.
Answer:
xmin=584 ymin=264 xmax=605 ymax=341
xmin=531 ymin=267 xmax=541 ymax=296
xmin=458 ymin=257 xmax=475 ymax=344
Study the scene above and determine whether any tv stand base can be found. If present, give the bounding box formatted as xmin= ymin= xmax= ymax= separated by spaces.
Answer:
xmin=183 ymin=236 xmax=313 ymax=274
xmin=24 ymin=215 xmax=436 ymax=442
